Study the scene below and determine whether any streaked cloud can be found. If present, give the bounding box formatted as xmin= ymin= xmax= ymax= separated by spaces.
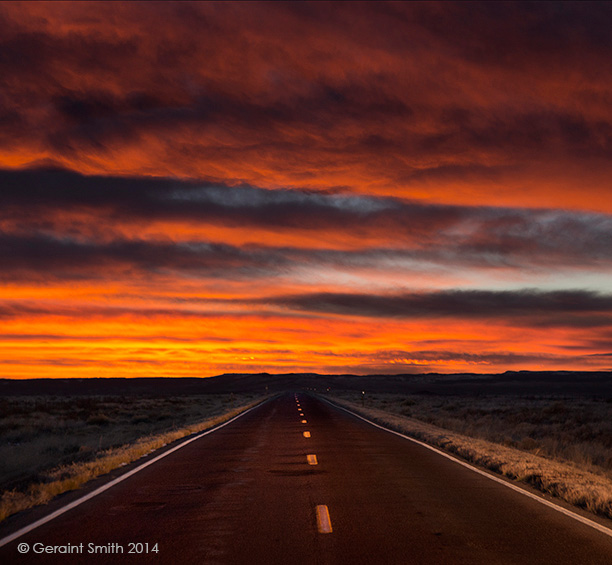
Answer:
xmin=1 ymin=2 xmax=611 ymax=377
xmin=262 ymin=289 xmax=612 ymax=327
xmin=0 ymin=2 xmax=611 ymax=209
xmin=2 ymin=168 xmax=612 ymax=279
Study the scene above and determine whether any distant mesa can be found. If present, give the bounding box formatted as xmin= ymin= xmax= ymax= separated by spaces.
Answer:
xmin=1 ymin=370 xmax=611 ymax=397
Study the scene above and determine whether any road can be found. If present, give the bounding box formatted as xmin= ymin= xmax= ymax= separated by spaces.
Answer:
xmin=1 ymin=393 xmax=612 ymax=564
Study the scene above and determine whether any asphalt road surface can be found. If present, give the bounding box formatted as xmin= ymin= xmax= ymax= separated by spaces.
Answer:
xmin=2 ymin=393 xmax=612 ymax=564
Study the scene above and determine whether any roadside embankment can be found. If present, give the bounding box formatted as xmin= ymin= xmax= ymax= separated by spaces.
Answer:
xmin=0 ymin=394 xmax=268 ymax=523
xmin=325 ymin=393 xmax=612 ymax=520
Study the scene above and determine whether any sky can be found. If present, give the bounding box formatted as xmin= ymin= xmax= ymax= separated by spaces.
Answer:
xmin=1 ymin=1 xmax=612 ymax=378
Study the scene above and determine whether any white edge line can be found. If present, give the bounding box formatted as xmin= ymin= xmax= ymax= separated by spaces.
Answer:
xmin=321 ymin=397 xmax=612 ymax=539
xmin=0 ymin=399 xmax=269 ymax=548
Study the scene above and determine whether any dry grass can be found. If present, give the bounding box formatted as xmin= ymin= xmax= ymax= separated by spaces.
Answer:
xmin=0 ymin=393 xmax=265 ymax=523
xmin=325 ymin=392 xmax=612 ymax=520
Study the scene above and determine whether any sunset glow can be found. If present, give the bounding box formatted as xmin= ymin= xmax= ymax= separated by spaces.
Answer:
xmin=1 ymin=1 xmax=612 ymax=378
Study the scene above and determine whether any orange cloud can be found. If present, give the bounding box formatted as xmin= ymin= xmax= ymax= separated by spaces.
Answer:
xmin=1 ymin=2 xmax=611 ymax=210
xmin=1 ymin=2 xmax=612 ymax=378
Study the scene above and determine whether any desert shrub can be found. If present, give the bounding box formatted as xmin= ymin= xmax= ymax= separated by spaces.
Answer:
xmin=86 ymin=413 xmax=113 ymax=426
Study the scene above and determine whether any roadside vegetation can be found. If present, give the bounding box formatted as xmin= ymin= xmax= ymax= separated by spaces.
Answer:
xmin=0 ymin=393 xmax=264 ymax=523
xmin=325 ymin=391 xmax=612 ymax=520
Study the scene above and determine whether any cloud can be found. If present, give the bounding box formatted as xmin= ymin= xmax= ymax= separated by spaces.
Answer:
xmin=1 ymin=2 xmax=611 ymax=209
xmin=2 ymin=168 xmax=611 ymax=276
xmin=263 ymin=289 xmax=612 ymax=327
xmin=0 ymin=231 xmax=290 ymax=282
xmin=0 ymin=302 xmax=230 ymax=322
xmin=4 ymin=287 xmax=609 ymax=328
xmin=317 ymin=347 xmax=612 ymax=374
xmin=343 ymin=348 xmax=569 ymax=368
xmin=1 ymin=2 xmax=612 ymax=376
xmin=0 ymin=332 xmax=234 ymax=343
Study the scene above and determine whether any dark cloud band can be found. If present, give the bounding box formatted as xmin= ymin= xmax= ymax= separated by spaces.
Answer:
xmin=2 ymin=168 xmax=612 ymax=275
xmin=262 ymin=289 xmax=612 ymax=325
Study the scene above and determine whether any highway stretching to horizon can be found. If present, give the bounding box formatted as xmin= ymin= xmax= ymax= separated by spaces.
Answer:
xmin=1 ymin=393 xmax=612 ymax=564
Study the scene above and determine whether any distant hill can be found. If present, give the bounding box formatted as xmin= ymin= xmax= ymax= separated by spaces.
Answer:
xmin=1 ymin=371 xmax=611 ymax=397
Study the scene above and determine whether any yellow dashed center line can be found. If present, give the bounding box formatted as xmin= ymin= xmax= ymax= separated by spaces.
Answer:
xmin=316 ymin=505 xmax=333 ymax=533
xmin=303 ymin=431 xmax=311 ymax=438
xmin=301 ymin=419 xmax=307 ymax=423
xmin=307 ymin=454 xmax=318 ymax=465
